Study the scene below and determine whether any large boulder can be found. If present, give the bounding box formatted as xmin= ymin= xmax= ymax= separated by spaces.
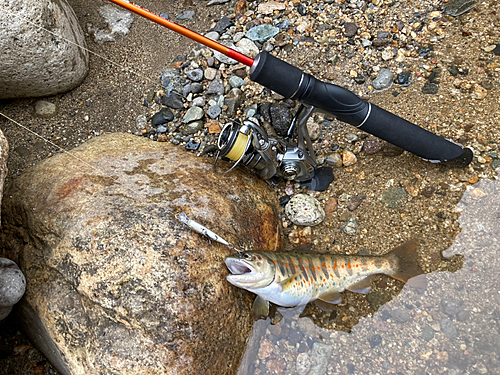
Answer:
xmin=0 ymin=0 xmax=89 ymax=99
xmin=1 ymin=133 xmax=281 ymax=375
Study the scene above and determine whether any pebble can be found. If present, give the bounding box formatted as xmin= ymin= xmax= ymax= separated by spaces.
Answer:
xmin=325 ymin=153 xmax=343 ymax=167
xmin=175 ymin=10 xmax=195 ymax=20
xmin=185 ymin=69 xmax=204 ymax=82
xmin=440 ymin=318 xmax=458 ymax=339
xmin=288 ymin=226 xmax=313 ymax=245
xmin=344 ymin=22 xmax=358 ymax=37
xmin=342 ymin=150 xmax=357 ymax=166
xmin=182 ymin=106 xmax=204 ymax=123
xmin=372 ymin=68 xmax=393 ymax=90
xmin=191 ymin=97 xmax=206 ymax=107
xmin=421 ymin=325 xmax=435 ymax=341
xmin=380 ymin=187 xmax=407 ymax=209
xmin=0 ymin=258 xmax=26 ymax=321
xmin=136 ymin=114 xmax=147 ymax=130
xmin=258 ymin=1 xmax=286 ymax=15
xmin=204 ymin=67 xmax=217 ymax=81
xmin=245 ymin=24 xmax=280 ymax=43
xmin=347 ymin=195 xmax=366 ymax=211
xmin=441 ymin=298 xmax=461 ymax=316
xmin=33 ymin=100 xmax=58 ymax=118
xmin=151 ymin=108 xmax=174 ymax=127
xmin=229 ymin=75 xmax=245 ymax=88
xmin=362 ymin=138 xmax=382 ymax=154
xmin=285 ymin=194 xmax=325 ymax=226
xmin=422 ymin=82 xmax=439 ymax=95
xmin=206 ymin=79 xmax=225 ymax=95
xmin=212 ymin=16 xmax=233 ymax=33
xmin=396 ymin=72 xmax=412 ymax=86
xmin=214 ymin=42 xmax=239 ymax=64
xmin=309 ymin=343 xmax=333 ymax=375
xmin=181 ymin=120 xmax=204 ymax=136
xmin=207 ymin=105 xmax=222 ymax=119
xmin=224 ymin=88 xmax=243 ymax=116
xmin=207 ymin=0 xmax=230 ymax=5
xmin=341 ymin=216 xmax=358 ymax=235
xmin=269 ymin=103 xmax=293 ymax=136
xmin=296 ymin=352 xmax=311 ymax=375
xmin=368 ymin=334 xmax=383 ymax=348
xmin=390 ymin=308 xmax=411 ymax=323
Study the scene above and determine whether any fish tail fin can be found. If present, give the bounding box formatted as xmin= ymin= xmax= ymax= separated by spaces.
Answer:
xmin=388 ymin=239 xmax=424 ymax=283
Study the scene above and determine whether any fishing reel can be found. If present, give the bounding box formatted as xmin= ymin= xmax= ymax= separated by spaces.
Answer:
xmin=214 ymin=105 xmax=318 ymax=181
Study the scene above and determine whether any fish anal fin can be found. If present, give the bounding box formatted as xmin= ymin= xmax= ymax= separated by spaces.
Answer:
xmin=252 ymin=296 xmax=269 ymax=320
xmin=388 ymin=239 xmax=424 ymax=283
xmin=277 ymin=272 xmax=303 ymax=292
xmin=346 ymin=276 xmax=373 ymax=294
xmin=317 ymin=290 xmax=342 ymax=304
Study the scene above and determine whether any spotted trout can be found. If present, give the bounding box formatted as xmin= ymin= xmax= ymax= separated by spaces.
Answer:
xmin=225 ymin=240 xmax=423 ymax=317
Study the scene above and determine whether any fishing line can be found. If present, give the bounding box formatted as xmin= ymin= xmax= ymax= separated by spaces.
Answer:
xmin=0 ymin=111 xmax=118 ymax=179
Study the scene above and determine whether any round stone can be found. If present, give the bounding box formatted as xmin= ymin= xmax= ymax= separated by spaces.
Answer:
xmin=285 ymin=194 xmax=325 ymax=226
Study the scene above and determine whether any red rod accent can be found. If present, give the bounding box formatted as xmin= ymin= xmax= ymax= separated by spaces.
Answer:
xmin=107 ymin=0 xmax=255 ymax=67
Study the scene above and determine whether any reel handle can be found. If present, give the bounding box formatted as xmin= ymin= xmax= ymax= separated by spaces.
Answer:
xmin=250 ymin=52 xmax=472 ymax=167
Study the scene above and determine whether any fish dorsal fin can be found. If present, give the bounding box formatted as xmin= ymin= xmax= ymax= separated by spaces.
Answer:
xmin=277 ymin=272 xmax=303 ymax=292
xmin=252 ymin=296 xmax=270 ymax=320
xmin=346 ymin=276 xmax=373 ymax=294
xmin=317 ymin=290 xmax=342 ymax=304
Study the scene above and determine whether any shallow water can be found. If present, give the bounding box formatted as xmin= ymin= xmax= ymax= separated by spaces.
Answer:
xmin=238 ymin=173 xmax=500 ymax=375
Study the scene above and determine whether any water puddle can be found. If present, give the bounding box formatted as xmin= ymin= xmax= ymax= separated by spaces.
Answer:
xmin=237 ymin=174 xmax=500 ymax=375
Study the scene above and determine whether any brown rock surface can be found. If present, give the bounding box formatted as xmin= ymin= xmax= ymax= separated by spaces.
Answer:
xmin=1 ymin=132 xmax=281 ymax=375
xmin=0 ymin=129 xmax=7 ymax=225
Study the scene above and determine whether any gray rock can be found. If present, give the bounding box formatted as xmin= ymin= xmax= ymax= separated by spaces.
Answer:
xmin=160 ymin=68 xmax=186 ymax=94
xmin=175 ymin=10 xmax=195 ymax=20
xmin=0 ymin=258 xmax=26 ymax=321
xmin=372 ymin=68 xmax=393 ymax=90
xmin=2 ymin=133 xmax=281 ymax=375
xmin=269 ymin=103 xmax=293 ymax=136
xmin=205 ymin=31 xmax=220 ymax=41
xmin=229 ymin=76 xmax=246 ymax=88
xmin=89 ymin=5 xmax=134 ymax=43
xmin=390 ymin=308 xmax=411 ymax=323
xmin=185 ymin=69 xmax=204 ymax=82
xmin=421 ymin=326 xmax=435 ymax=341
xmin=361 ymin=39 xmax=372 ymax=47
xmin=341 ymin=216 xmax=358 ymax=235
xmin=245 ymin=24 xmax=280 ymax=43
xmin=207 ymin=105 xmax=222 ymax=119
xmin=285 ymin=194 xmax=325 ymax=226
xmin=224 ymin=88 xmax=243 ymax=116
xmin=296 ymin=352 xmax=311 ymax=375
xmin=441 ymin=298 xmax=462 ymax=316
xmin=441 ymin=318 xmax=458 ymax=339
xmin=182 ymin=83 xmax=191 ymax=97
xmin=152 ymin=108 xmax=174 ymax=127
xmin=344 ymin=22 xmax=358 ymax=37
xmin=309 ymin=342 xmax=333 ymax=375
xmin=161 ymin=92 xmax=184 ymax=109
xmin=191 ymin=96 xmax=206 ymax=107
xmin=204 ymin=67 xmax=217 ymax=81
xmin=325 ymin=153 xmax=343 ymax=168
xmin=206 ymin=79 xmax=225 ymax=95
xmin=212 ymin=16 xmax=233 ymax=33
xmin=181 ymin=120 xmax=205 ymax=136
xmin=190 ymin=83 xmax=204 ymax=94
xmin=183 ymin=106 xmax=204 ymax=123
xmin=0 ymin=0 xmax=89 ymax=99
xmin=136 ymin=114 xmax=147 ymax=131
xmin=33 ymin=100 xmax=58 ymax=118
xmin=214 ymin=42 xmax=239 ymax=64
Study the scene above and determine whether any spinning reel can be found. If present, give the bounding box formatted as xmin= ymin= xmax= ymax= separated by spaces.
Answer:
xmin=214 ymin=105 xmax=318 ymax=182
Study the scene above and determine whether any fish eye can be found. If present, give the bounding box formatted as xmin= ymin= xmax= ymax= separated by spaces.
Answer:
xmin=241 ymin=252 xmax=254 ymax=261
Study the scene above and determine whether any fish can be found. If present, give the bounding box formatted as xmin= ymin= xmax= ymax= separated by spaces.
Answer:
xmin=225 ymin=240 xmax=423 ymax=318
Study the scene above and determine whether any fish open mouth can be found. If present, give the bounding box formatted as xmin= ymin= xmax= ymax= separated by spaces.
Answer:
xmin=225 ymin=258 xmax=253 ymax=275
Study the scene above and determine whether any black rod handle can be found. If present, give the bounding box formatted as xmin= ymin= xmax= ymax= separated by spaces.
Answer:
xmin=250 ymin=52 xmax=472 ymax=167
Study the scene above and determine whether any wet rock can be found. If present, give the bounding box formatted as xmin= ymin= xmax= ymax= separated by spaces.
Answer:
xmin=422 ymin=326 xmax=435 ymax=341
xmin=0 ymin=258 xmax=26 ymax=321
xmin=341 ymin=216 xmax=358 ymax=236
xmin=185 ymin=69 xmax=204 ymax=82
xmin=368 ymin=334 xmax=383 ymax=348
xmin=246 ymin=24 xmax=280 ymax=43
xmin=390 ymin=308 xmax=411 ymax=323
xmin=457 ymin=310 xmax=470 ymax=322
xmin=0 ymin=0 xmax=89 ymax=99
xmin=422 ymin=82 xmax=439 ymax=95
xmin=33 ymin=100 xmax=58 ymax=118
xmin=441 ymin=318 xmax=458 ymax=339
xmin=269 ymin=103 xmax=293 ymax=136
xmin=285 ymin=194 xmax=325 ymax=226
xmin=296 ymin=352 xmax=311 ymax=375
xmin=309 ymin=342 xmax=333 ymax=375
xmin=1 ymin=133 xmax=280 ymax=375
xmin=344 ymin=22 xmax=358 ymax=37
xmin=380 ymin=187 xmax=407 ymax=209
xmin=288 ymin=226 xmax=312 ymax=246
xmin=441 ymin=298 xmax=462 ymax=317
xmin=342 ymin=150 xmax=357 ymax=166
xmin=372 ymin=69 xmax=393 ymax=90
xmin=326 ymin=153 xmax=343 ymax=168
xmin=362 ymin=138 xmax=382 ymax=155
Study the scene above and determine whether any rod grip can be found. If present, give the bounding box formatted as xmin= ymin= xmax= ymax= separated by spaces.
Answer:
xmin=250 ymin=52 xmax=472 ymax=166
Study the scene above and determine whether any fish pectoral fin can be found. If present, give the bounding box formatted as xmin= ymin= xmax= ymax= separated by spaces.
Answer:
xmin=317 ymin=290 xmax=342 ymax=304
xmin=313 ymin=299 xmax=337 ymax=312
xmin=277 ymin=272 xmax=303 ymax=292
xmin=346 ymin=276 xmax=373 ymax=294
xmin=252 ymin=296 xmax=270 ymax=320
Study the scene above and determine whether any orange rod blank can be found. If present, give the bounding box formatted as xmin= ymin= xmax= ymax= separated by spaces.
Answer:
xmin=108 ymin=0 xmax=255 ymax=67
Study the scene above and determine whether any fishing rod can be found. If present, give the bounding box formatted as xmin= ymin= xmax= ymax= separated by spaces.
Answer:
xmin=108 ymin=0 xmax=473 ymax=168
